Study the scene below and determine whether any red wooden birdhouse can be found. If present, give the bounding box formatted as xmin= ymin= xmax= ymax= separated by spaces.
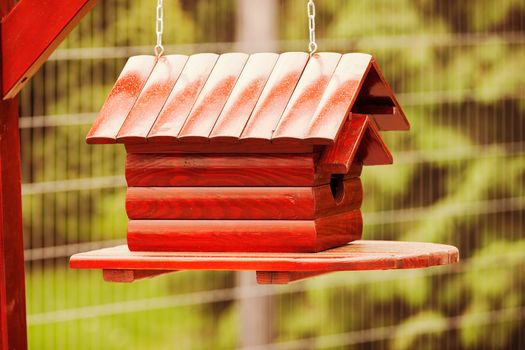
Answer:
xmin=86 ymin=52 xmax=409 ymax=254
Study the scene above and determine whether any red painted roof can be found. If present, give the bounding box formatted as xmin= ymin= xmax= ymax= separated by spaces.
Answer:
xmin=87 ymin=52 xmax=409 ymax=146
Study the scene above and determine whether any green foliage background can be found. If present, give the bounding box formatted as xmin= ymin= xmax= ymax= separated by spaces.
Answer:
xmin=20 ymin=0 xmax=525 ymax=349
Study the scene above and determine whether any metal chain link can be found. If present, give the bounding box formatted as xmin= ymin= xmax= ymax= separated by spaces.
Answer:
xmin=154 ymin=0 xmax=164 ymax=57
xmin=307 ymin=0 xmax=318 ymax=56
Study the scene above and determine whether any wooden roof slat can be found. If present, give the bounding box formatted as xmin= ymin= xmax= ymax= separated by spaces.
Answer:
xmin=209 ymin=53 xmax=279 ymax=142
xmin=86 ymin=56 xmax=157 ymax=144
xmin=271 ymin=53 xmax=342 ymax=143
xmin=240 ymin=52 xmax=309 ymax=142
xmin=147 ymin=53 xmax=219 ymax=142
xmin=115 ymin=55 xmax=188 ymax=143
xmin=177 ymin=53 xmax=249 ymax=143
xmin=304 ymin=53 xmax=372 ymax=144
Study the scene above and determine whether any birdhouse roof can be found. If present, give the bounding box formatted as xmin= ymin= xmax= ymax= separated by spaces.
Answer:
xmin=86 ymin=52 xmax=409 ymax=170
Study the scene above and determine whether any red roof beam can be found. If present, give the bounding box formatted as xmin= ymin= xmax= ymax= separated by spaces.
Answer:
xmin=1 ymin=0 xmax=97 ymax=99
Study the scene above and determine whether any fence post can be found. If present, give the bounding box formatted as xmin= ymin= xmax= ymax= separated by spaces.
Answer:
xmin=235 ymin=0 xmax=278 ymax=348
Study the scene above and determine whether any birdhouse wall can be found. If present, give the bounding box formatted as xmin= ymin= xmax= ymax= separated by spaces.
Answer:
xmin=126 ymin=210 xmax=362 ymax=253
xmin=126 ymin=178 xmax=363 ymax=220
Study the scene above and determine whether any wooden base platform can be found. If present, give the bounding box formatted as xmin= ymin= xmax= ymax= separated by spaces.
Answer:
xmin=69 ymin=240 xmax=459 ymax=284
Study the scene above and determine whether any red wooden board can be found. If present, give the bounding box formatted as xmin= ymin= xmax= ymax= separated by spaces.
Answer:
xmin=125 ymin=153 xmax=320 ymax=187
xmin=125 ymin=178 xmax=362 ymax=220
xmin=1 ymin=0 xmax=96 ymax=99
xmin=126 ymin=210 xmax=362 ymax=253
xmin=70 ymin=241 xmax=460 ymax=284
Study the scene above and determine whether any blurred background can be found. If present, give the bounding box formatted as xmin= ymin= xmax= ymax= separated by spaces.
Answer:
xmin=20 ymin=0 xmax=525 ymax=349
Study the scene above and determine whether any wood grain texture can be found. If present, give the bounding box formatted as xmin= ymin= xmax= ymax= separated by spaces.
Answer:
xmin=256 ymin=271 xmax=331 ymax=284
xmin=70 ymin=240 xmax=460 ymax=276
xmin=1 ymin=0 xmax=97 ymax=99
xmin=125 ymin=178 xmax=362 ymax=220
xmin=126 ymin=210 xmax=361 ymax=253
xmin=125 ymin=142 xmax=315 ymax=154
xmin=272 ymin=53 xmax=342 ymax=143
xmin=125 ymin=153 xmax=319 ymax=187
xmin=147 ymin=53 xmax=219 ymax=142
xmin=240 ymin=52 xmax=309 ymax=142
xmin=86 ymin=56 xmax=157 ymax=143
xmin=103 ymin=269 xmax=174 ymax=283
xmin=178 ymin=53 xmax=249 ymax=142
xmin=210 ymin=53 xmax=279 ymax=142
xmin=116 ymin=55 xmax=188 ymax=143
xmin=304 ymin=53 xmax=372 ymax=144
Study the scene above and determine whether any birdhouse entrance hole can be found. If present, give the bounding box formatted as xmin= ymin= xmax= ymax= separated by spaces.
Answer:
xmin=330 ymin=174 xmax=345 ymax=204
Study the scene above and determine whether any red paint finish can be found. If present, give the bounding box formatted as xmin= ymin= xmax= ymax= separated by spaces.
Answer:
xmin=1 ymin=0 xmax=97 ymax=99
xmin=240 ymin=52 xmax=309 ymax=142
xmin=126 ymin=210 xmax=361 ymax=253
xmin=103 ymin=269 xmax=174 ymax=282
xmin=125 ymin=178 xmax=362 ymax=220
xmin=272 ymin=53 xmax=341 ymax=143
xmin=126 ymin=142 xmax=314 ymax=154
xmin=305 ymin=53 xmax=372 ymax=144
xmin=147 ymin=53 xmax=219 ymax=142
xmin=178 ymin=53 xmax=249 ymax=142
xmin=210 ymin=53 xmax=278 ymax=142
xmin=69 ymin=241 xmax=460 ymax=278
xmin=86 ymin=56 xmax=157 ymax=143
xmin=125 ymin=153 xmax=318 ymax=187
xmin=256 ymin=271 xmax=331 ymax=284
xmin=116 ymin=55 xmax=188 ymax=143
xmin=318 ymin=114 xmax=392 ymax=173
xmin=0 ymin=93 xmax=27 ymax=349
xmin=351 ymin=61 xmax=409 ymax=131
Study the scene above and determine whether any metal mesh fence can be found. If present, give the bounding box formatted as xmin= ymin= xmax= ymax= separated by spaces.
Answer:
xmin=20 ymin=0 xmax=525 ymax=349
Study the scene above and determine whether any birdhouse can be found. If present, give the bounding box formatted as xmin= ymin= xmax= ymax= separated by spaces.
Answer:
xmin=72 ymin=51 xmax=458 ymax=284
xmin=86 ymin=52 xmax=409 ymax=254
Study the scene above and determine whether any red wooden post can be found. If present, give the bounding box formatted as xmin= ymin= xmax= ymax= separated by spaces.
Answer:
xmin=0 ymin=2 xmax=27 ymax=349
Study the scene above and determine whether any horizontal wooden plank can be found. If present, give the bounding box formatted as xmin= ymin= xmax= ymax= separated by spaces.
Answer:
xmin=125 ymin=143 xmax=315 ymax=154
xmin=126 ymin=210 xmax=362 ymax=253
xmin=125 ymin=178 xmax=362 ymax=220
xmin=2 ymin=0 xmax=97 ymax=99
xmin=103 ymin=269 xmax=175 ymax=283
xmin=70 ymin=241 xmax=460 ymax=275
xmin=256 ymin=271 xmax=331 ymax=284
xmin=125 ymin=153 xmax=319 ymax=187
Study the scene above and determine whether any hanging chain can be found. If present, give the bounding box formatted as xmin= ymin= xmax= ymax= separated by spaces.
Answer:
xmin=154 ymin=0 xmax=164 ymax=57
xmin=307 ymin=0 xmax=318 ymax=56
